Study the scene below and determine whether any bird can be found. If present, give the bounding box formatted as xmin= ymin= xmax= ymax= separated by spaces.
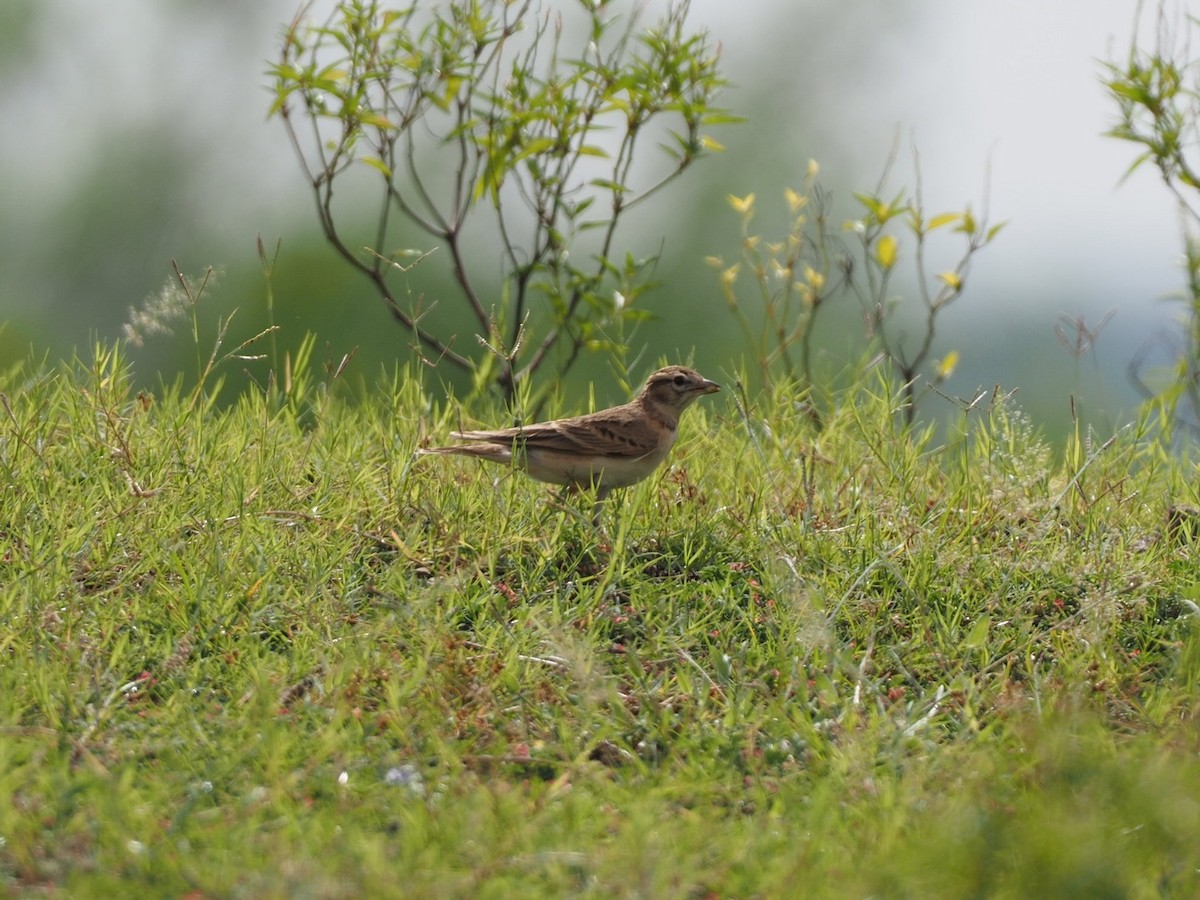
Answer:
xmin=420 ymin=365 xmax=720 ymax=512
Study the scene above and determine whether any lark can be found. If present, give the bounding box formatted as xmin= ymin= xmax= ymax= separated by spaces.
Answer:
xmin=421 ymin=365 xmax=720 ymax=511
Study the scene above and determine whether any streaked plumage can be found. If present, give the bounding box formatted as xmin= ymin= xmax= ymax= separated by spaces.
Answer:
xmin=421 ymin=365 xmax=720 ymax=500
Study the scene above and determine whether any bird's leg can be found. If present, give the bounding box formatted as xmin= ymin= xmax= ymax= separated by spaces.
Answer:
xmin=544 ymin=484 xmax=608 ymax=532
xmin=590 ymin=487 xmax=611 ymax=529
xmin=547 ymin=485 xmax=590 ymax=524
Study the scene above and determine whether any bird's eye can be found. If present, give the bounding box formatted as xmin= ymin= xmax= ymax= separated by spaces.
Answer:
xmin=673 ymin=374 xmax=687 ymax=387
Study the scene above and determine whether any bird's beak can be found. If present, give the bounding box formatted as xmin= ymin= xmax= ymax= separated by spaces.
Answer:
xmin=700 ymin=379 xmax=720 ymax=394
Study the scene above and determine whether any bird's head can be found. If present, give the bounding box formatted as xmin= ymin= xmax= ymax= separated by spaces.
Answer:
xmin=638 ymin=365 xmax=720 ymax=413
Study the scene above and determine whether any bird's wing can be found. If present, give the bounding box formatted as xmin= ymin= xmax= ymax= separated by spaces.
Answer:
xmin=454 ymin=407 xmax=662 ymax=459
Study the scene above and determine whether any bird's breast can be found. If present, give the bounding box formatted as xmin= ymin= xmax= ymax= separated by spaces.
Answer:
xmin=523 ymin=437 xmax=674 ymax=490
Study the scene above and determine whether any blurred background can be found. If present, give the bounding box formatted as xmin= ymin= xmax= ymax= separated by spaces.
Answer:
xmin=0 ymin=0 xmax=1186 ymax=438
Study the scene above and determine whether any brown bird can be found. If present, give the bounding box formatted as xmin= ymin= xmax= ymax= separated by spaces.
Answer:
xmin=421 ymin=365 xmax=720 ymax=508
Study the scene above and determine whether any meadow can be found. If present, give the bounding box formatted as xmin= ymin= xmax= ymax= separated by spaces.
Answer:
xmin=2 ymin=343 xmax=1199 ymax=897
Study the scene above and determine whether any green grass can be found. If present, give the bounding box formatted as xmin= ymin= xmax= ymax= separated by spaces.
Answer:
xmin=2 ymin=344 xmax=1200 ymax=897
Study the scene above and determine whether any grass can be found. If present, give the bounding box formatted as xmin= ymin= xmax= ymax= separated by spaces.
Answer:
xmin=2 ymin=342 xmax=1200 ymax=897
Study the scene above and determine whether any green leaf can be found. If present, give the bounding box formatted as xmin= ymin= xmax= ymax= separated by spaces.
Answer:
xmin=473 ymin=156 xmax=505 ymax=205
xmin=620 ymin=308 xmax=656 ymax=323
xmin=964 ymin=616 xmax=990 ymax=650
xmin=585 ymin=339 xmax=625 ymax=352
xmin=700 ymin=111 xmax=747 ymax=126
xmin=316 ymin=65 xmax=349 ymax=84
xmin=513 ymin=137 xmax=556 ymax=161
xmin=360 ymin=113 xmax=396 ymax=130
xmin=855 ymin=193 xmax=889 ymax=223
xmin=569 ymin=197 xmax=596 ymax=218
xmin=361 ymin=156 xmax=393 ymax=178
xmin=590 ymin=178 xmax=626 ymax=193
xmin=925 ymin=211 xmax=960 ymax=231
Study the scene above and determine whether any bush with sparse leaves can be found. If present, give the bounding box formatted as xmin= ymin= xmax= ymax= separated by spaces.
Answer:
xmin=711 ymin=153 xmax=1002 ymax=427
xmin=1105 ymin=0 xmax=1200 ymax=434
xmin=270 ymin=0 xmax=735 ymax=405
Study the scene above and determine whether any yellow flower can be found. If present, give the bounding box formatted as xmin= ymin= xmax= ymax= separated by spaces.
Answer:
xmin=935 ymin=350 xmax=960 ymax=380
xmin=876 ymin=234 xmax=898 ymax=269
xmin=727 ymin=193 xmax=755 ymax=216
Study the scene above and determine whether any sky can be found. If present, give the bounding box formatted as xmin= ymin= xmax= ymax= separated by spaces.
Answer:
xmin=715 ymin=0 xmax=1183 ymax=319
xmin=0 ymin=0 xmax=1190 ymax=423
